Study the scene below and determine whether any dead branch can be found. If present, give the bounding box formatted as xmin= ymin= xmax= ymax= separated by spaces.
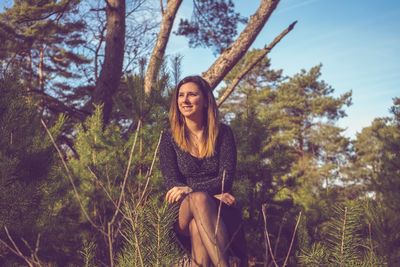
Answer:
xmin=203 ymin=0 xmax=280 ymax=91
xmin=282 ymin=211 xmax=302 ymax=267
xmin=110 ymin=119 xmax=142 ymax=225
xmin=217 ymin=21 xmax=297 ymax=107
xmin=144 ymin=0 xmax=183 ymax=95
xmin=136 ymin=131 xmax=163 ymax=207
xmin=262 ymin=203 xmax=278 ymax=267
xmin=106 ymin=120 xmax=141 ymax=267
xmin=0 ymin=227 xmax=36 ymax=267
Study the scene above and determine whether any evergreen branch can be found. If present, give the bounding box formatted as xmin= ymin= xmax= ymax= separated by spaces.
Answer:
xmin=87 ymin=166 xmax=118 ymax=208
xmin=32 ymin=89 xmax=90 ymax=120
xmin=339 ymin=206 xmax=348 ymax=267
xmin=41 ymin=119 xmax=105 ymax=234
xmin=282 ymin=211 xmax=302 ymax=267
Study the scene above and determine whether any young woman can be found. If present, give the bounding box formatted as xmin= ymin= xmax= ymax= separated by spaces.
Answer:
xmin=159 ymin=75 xmax=247 ymax=266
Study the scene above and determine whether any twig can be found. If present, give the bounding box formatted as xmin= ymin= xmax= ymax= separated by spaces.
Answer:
xmin=107 ymin=120 xmax=141 ymax=267
xmin=87 ymin=166 xmax=119 ymax=209
xmin=282 ymin=211 xmax=302 ymax=267
xmin=160 ymin=0 xmax=164 ymax=14
xmin=41 ymin=119 xmax=104 ymax=234
xmin=262 ymin=204 xmax=278 ymax=267
xmin=21 ymin=234 xmax=41 ymax=262
xmin=111 ymin=119 xmax=142 ymax=224
xmin=214 ymin=170 xmax=226 ymax=267
xmin=136 ymin=131 xmax=163 ymax=208
xmin=1 ymin=227 xmax=35 ymax=267
xmin=368 ymin=223 xmax=374 ymax=254
xmin=215 ymin=170 xmax=226 ymax=238
xmin=217 ymin=21 xmax=297 ymax=107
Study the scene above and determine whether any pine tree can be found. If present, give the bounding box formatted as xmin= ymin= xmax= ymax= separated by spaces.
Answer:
xmin=0 ymin=0 xmax=90 ymax=118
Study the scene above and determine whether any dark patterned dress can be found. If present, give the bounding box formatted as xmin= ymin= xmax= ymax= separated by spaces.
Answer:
xmin=159 ymin=123 xmax=247 ymax=261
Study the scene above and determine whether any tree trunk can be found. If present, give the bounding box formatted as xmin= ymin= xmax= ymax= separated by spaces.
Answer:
xmin=93 ymin=0 xmax=126 ymax=125
xmin=144 ymin=0 xmax=182 ymax=95
xmin=202 ymin=0 xmax=280 ymax=90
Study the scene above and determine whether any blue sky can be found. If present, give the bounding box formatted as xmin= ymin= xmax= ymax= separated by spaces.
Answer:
xmin=1 ymin=0 xmax=399 ymax=138
xmin=166 ymin=0 xmax=400 ymax=138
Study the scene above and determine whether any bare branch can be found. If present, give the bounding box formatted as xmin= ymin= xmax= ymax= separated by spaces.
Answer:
xmin=110 ymin=119 xmax=142 ymax=225
xmin=160 ymin=0 xmax=164 ymax=14
xmin=30 ymin=89 xmax=90 ymax=120
xmin=202 ymin=0 xmax=280 ymax=90
xmin=217 ymin=21 xmax=297 ymax=107
xmin=1 ymin=227 xmax=35 ymax=267
xmin=282 ymin=211 xmax=302 ymax=267
xmin=136 ymin=130 xmax=163 ymax=207
xmin=262 ymin=203 xmax=278 ymax=267
xmin=144 ymin=0 xmax=182 ymax=95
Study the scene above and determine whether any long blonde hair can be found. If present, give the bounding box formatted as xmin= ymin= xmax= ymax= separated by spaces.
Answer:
xmin=169 ymin=75 xmax=219 ymax=158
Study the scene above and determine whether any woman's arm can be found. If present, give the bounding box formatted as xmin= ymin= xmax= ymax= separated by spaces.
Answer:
xmin=159 ymin=131 xmax=186 ymax=190
xmin=159 ymin=131 xmax=193 ymax=203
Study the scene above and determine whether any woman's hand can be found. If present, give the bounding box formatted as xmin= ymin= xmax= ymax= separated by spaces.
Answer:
xmin=166 ymin=186 xmax=193 ymax=204
xmin=213 ymin=192 xmax=236 ymax=206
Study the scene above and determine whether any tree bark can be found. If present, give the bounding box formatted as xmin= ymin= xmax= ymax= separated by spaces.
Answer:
xmin=202 ymin=0 xmax=280 ymax=91
xmin=144 ymin=0 xmax=182 ymax=95
xmin=92 ymin=0 xmax=126 ymax=125
xmin=217 ymin=21 xmax=297 ymax=107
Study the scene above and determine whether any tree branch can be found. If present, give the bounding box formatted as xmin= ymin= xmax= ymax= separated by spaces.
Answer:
xmin=202 ymin=0 xmax=280 ymax=90
xmin=217 ymin=21 xmax=297 ymax=107
xmin=144 ymin=0 xmax=182 ymax=95
xmin=30 ymin=89 xmax=90 ymax=120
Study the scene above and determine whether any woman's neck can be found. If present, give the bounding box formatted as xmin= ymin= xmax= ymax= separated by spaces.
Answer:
xmin=185 ymin=118 xmax=204 ymax=135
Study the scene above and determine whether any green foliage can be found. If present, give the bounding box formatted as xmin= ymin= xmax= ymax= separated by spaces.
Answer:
xmin=0 ymin=72 xmax=80 ymax=264
xmin=117 ymin=197 xmax=182 ymax=266
xmin=0 ymin=0 xmax=89 ymax=94
xmin=175 ymin=0 xmax=247 ymax=54
xmin=80 ymin=240 xmax=96 ymax=267
xmin=298 ymin=202 xmax=387 ymax=266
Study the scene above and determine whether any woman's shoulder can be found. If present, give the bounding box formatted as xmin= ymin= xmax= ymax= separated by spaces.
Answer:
xmin=160 ymin=129 xmax=174 ymax=145
xmin=219 ymin=122 xmax=234 ymax=136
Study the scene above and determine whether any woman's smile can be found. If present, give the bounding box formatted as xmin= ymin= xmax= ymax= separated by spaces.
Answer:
xmin=177 ymin=82 xmax=205 ymax=119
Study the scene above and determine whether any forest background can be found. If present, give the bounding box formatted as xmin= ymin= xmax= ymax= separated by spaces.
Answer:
xmin=0 ymin=0 xmax=399 ymax=266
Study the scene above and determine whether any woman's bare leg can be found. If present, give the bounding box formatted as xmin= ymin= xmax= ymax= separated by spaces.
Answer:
xmin=189 ymin=219 xmax=211 ymax=266
xmin=177 ymin=192 xmax=229 ymax=267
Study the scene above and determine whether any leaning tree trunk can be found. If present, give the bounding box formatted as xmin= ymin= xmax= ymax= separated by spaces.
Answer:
xmin=93 ymin=0 xmax=126 ymax=125
xmin=203 ymin=0 xmax=280 ymax=90
xmin=144 ymin=0 xmax=183 ymax=96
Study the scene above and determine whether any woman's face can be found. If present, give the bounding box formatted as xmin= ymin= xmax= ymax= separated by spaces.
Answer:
xmin=177 ymin=82 xmax=206 ymax=121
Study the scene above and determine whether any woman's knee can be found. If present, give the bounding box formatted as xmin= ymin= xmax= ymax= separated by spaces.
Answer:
xmin=188 ymin=191 xmax=211 ymax=205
